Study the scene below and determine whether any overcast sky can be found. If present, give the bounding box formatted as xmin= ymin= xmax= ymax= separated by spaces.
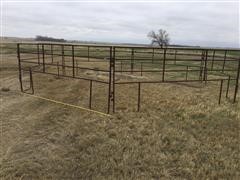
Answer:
xmin=1 ymin=0 xmax=239 ymax=48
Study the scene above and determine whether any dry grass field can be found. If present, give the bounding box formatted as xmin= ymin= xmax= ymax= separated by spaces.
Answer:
xmin=0 ymin=42 xmax=240 ymax=179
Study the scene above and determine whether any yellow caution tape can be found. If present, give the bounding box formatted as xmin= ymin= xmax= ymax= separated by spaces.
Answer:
xmin=25 ymin=94 xmax=112 ymax=117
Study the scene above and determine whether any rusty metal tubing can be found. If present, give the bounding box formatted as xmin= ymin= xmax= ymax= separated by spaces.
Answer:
xmin=114 ymin=48 xmax=236 ymax=59
xmin=152 ymin=48 xmax=154 ymax=63
xmin=115 ymin=59 xmax=238 ymax=68
xmin=37 ymin=44 xmax=40 ymax=65
xmin=131 ymin=48 xmax=134 ymax=74
xmin=186 ymin=66 xmax=189 ymax=81
xmin=226 ymin=75 xmax=231 ymax=98
xmin=199 ymin=67 xmax=203 ymax=81
xmin=20 ymin=68 xmax=34 ymax=94
xmin=68 ymin=64 xmax=110 ymax=72
xmin=17 ymin=42 xmax=240 ymax=51
xmin=76 ymin=61 xmax=79 ymax=76
xmin=26 ymin=64 xmax=41 ymax=69
xmin=204 ymin=50 xmax=208 ymax=82
xmin=20 ymin=60 xmax=110 ymax=73
xmin=61 ymin=45 xmax=65 ymax=75
xmin=162 ymin=49 xmax=166 ymax=82
xmin=112 ymin=47 xmax=116 ymax=113
xmin=121 ymin=60 xmax=123 ymax=74
xmin=219 ymin=79 xmax=224 ymax=104
xmin=115 ymin=78 xmax=231 ymax=84
xmin=20 ymin=59 xmax=236 ymax=74
xmin=19 ymin=42 xmax=112 ymax=48
xmin=108 ymin=50 xmax=236 ymax=59
xmin=72 ymin=45 xmax=75 ymax=77
xmin=115 ymin=45 xmax=240 ymax=51
xmin=211 ymin=50 xmax=215 ymax=70
xmin=115 ymin=57 xmax=238 ymax=62
xmin=107 ymin=47 xmax=113 ymax=114
xmin=51 ymin=44 xmax=53 ymax=63
xmin=29 ymin=67 xmax=34 ymax=94
xmin=233 ymin=59 xmax=240 ymax=103
xmin=20 ymin=50 xmax=238 ymax=61
xmin=17 ymin=43 xmax=240 ymax=113
xmin=88 ymin=46 xmax=90 ymax=61
xmin=114 ymin=69 xmax=235 ymax=73
xmin=19 ymin=57 xmax=39 ymax=61
xmin=67 ymin=60 xmax=109 ymax=63
xmin=57 ymin=62 xmax=60 ymax=77
xmin=89 ymin=80 xmax=92 ymax=109
xmin=17 ymin=44 xmax=23 ymax=92
xmin=174 ymin=50 xmax=177 ymax=64
xmin=222 ymin=50 xmax=227 ymax=72
xmin=31 ymin=70 xmax=108 ymax=84
xmin=42 ymin=44 xmax=45 ymax=73
xmin=200 ymin=50 xmax=204 ymax=79
xmin=137 ymin=82 xmax=141 ymax=112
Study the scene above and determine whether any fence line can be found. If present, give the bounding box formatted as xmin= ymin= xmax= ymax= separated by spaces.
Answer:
xmin=17 ymin=43 xmax=240 ymax=113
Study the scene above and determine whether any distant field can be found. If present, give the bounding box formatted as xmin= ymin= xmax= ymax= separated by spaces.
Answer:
xmin=2 ymin=41 xmax=239 ymax=81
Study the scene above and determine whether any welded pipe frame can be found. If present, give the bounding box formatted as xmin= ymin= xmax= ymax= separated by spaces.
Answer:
xmin=17 ymin=43 xmax=240 ymax=113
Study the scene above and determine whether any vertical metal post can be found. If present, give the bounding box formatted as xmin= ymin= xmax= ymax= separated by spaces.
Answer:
xmin=199 ymin=66 xmax=202 ymax=81
xmin=200 ymin=50 xmax=204 ymax=68
xmin=152 ymin=48 xmax=154 ymax=63
xmin=112 ymin=47 xmax=116 ymax=113
xmin=51 ymin=44 xmax=53 ymax=64
xmin=37 ymin=44 xmax=40 ymax=65
xmin=107 ymin=47 xmax=113 ymax=114
xmin=17 ymin=43 xmax=23 ymax=92
xmin=57 ymin=62 xmax=60 ymax=77
xmin=226 ymin=75 xmax=230 ymax=98
xmin=42 ymin=44 xmax=45 ymax=73
xmin=72 ymin=45 xmax=75 ymax=77
xmin=162 ymin=49 xmax=166 ymax=82
xmin=88 ymin=46 xmax=90 ymax=61
xmin=137 ymin=82 xmax=141 ymax=112
xmin=186 ymin=66 xmax=189 ymax=81
xmin=222 ymin=50 xmax=227 ymax=72
xmin=174 ymin=50 xmax=177 ymax=65
xmin=211 ymin=50 xmax=215 ymax=70
xmin=89 ymin=80 xmax=92 ymax=109
xmin=121 ymin=60 xmax=123 ymax=74
xmin=204 ymin=50 xmax=208 ymax=82
xmin=29 ymin=67 xmax=34 ymax=94
xmin=200 ymin=51 xmax=204 ymax=82
xmin=131 ymin=48 xmax=134 ymax=74
xmin=61 ymin=45 xmax=65 ymax=75
xmin=76 ymin=61 xmax=79 ymax=76
xmin=219 ymin=79 xmax=223 ymax=104
xmin=233 ymin=59 xmax=240 ymax=103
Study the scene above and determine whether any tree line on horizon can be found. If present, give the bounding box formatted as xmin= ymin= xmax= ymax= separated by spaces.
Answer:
xmin=34 ymin=31 xmax=199 ymax=48
xmin=35 ymin=35 xmax=66 ymax=42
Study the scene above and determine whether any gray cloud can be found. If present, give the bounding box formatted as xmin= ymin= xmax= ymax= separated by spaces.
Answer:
xmin=2 ymin=1 xmax=239 ymax=48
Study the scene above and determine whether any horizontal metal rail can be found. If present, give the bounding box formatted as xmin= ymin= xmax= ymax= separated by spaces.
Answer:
xmin=17 ymin=42 xmax=240 ymax=51
xmin=30 ymin=70 xmax=109 ymax=84
xmin=115 ymin=78 xmax=233 ymax=84
xmin=114 ymin=58 xmax=239 ymax=62
xmin=21 ymin=60 xmax=109 ymax=72
xmin=115 ymin=69 xmax=237 ymax=73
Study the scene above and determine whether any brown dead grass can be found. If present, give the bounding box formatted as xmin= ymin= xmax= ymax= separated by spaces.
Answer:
xmin=0 ymin=52 xmax=240 ymax=179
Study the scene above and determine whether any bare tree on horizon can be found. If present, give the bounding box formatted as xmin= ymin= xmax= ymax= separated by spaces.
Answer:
xmin=147 ymin=29 xmax=170 ymax=48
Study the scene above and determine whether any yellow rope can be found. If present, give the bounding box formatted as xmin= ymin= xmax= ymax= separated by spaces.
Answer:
xmin=25 ymin=94 xmax=112 ymax=117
